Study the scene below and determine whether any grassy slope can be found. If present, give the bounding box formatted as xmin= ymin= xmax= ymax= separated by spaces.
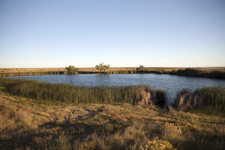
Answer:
xmin=0 ymin=88 xmax=225 ymax=150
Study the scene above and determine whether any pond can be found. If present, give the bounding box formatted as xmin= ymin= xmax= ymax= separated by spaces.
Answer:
xmin=10 ymin=74 xmax=225 ymax=102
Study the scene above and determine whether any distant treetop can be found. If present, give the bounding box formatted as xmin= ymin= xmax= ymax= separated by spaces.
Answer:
xmin=65 ymin=65 xmax=78 ymax=74
xmin=95 ymin=63 xmax=110 ymax=72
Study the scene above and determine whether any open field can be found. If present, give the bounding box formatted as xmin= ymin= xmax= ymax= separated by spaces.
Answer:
xmin=0 ymin=78 xmax=225 ymax=150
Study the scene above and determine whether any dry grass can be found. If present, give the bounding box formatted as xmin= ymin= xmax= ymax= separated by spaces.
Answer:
xmin=0 ymin=68 xmax=66 ymax=73
xmin=1 ymin=67 xmax=224 ymax=74
xmin=0 ymin=89 xmax=225 ymax=149
xmin=1 ymin=67 xmax=224 ymax=79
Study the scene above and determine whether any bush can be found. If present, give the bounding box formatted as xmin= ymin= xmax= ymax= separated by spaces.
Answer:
xmin=95 ymin=63 xmax=110 ymax=72
xmin=65 ymin=66 xmax=78 ymax=74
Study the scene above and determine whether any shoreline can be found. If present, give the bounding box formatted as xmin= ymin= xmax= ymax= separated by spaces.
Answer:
xmin=0 ymin=67 xmax=225 ymax=79
xmin=0 ymin=80 xmax=225 ymax=149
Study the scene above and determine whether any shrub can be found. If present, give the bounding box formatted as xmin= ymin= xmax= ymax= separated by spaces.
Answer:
xmin=141 ymin=140 xmax=177 ymax=150
xmin=95 ymin=63 xmax=110 ymax=72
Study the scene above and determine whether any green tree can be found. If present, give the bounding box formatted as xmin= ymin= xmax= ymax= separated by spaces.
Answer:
xmin=65 ymin=66 xmax=78 ymax=74
xmin=95 ymin=63 xmax=110 ymax=72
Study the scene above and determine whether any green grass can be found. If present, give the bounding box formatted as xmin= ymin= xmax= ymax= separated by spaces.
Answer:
xmin=0 ymin=78 xmax=166 ymax=106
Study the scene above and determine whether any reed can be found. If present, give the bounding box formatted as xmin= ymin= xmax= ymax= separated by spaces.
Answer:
xmin=0 ymin=78 xmax=166 ymax=105
xmin=174 ymin=86 xmax=225 ymax=116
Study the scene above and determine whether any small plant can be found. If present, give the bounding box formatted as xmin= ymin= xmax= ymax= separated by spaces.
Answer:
xmin=65 ymin=66 xmax=78 ymax=74
xmin=81 ymin=142 xmax=96 ymax=150
xmin=141 ymin=140 xmax=177 ymax=150
xmin=95 ymin=62 xmax=110 ymax=72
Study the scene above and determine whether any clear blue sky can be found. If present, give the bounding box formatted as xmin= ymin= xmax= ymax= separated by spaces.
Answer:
xmin=0 ymin=0 xmax=225 ymax=68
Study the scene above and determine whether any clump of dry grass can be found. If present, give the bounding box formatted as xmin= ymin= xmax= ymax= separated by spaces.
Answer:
xmin=161 ymin=123 xmax=184 ymax=145
xmin=141 ymin=140 xmax=177 ymax=150
xmin=173 ymin=90 xmax=203 ymax=111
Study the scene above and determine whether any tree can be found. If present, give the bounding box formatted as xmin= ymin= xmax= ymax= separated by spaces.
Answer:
xmin=137 ymin=65 xmax=145 ymax=71
xmin=95 ymin=63 xmax=110 ymax=72
xmin=65 ymin=66 xmax=78 ymax=74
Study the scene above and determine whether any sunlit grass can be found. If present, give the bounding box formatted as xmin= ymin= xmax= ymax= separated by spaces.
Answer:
xmin=0 ymin=78 xmax=225 ymax=149
xmin=0 ymin=88 xmax=225 ymax=149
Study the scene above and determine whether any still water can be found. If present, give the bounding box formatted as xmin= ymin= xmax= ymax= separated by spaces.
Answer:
xmin=11 ymin=74 xmax=225 ymax=102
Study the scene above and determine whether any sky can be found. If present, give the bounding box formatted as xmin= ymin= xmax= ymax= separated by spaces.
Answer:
xmin=0 ymin=0 xmax=225 ymax=68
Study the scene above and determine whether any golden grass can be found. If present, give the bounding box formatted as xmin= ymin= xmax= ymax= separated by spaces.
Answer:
xmin=0 ymin=90 xmax=225 ymax=149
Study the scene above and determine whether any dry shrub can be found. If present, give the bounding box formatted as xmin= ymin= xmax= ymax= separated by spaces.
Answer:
xmin=161 ymin=123 xmax=184 ymax=144
xmin=141 ymin=140 xmax=177 ymax=150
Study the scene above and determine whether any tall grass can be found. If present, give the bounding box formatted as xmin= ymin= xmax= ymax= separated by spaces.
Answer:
xmin=194 ymin=86 xmax=225 ymax=115
xmin=174 ymin=86 xmax=225 ymax=116
xmin=0 ymin=78 xmax=164 ymax=105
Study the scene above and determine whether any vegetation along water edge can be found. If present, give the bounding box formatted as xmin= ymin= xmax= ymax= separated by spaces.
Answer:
xmin=0 ymin=78 xmax=225 ymax=150
xmin=0 ymin=66 xmax=225 ymax=79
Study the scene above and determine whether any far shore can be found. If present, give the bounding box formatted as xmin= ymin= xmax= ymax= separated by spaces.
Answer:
xmin=0 ymin=67 xmax=225 ymax=79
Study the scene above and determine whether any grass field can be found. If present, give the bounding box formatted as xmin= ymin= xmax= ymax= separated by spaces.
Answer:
xmin=0 ymin=78 xmax=225 ymax=150
xmin=0 ymin=89 xmax=225 ymax=150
